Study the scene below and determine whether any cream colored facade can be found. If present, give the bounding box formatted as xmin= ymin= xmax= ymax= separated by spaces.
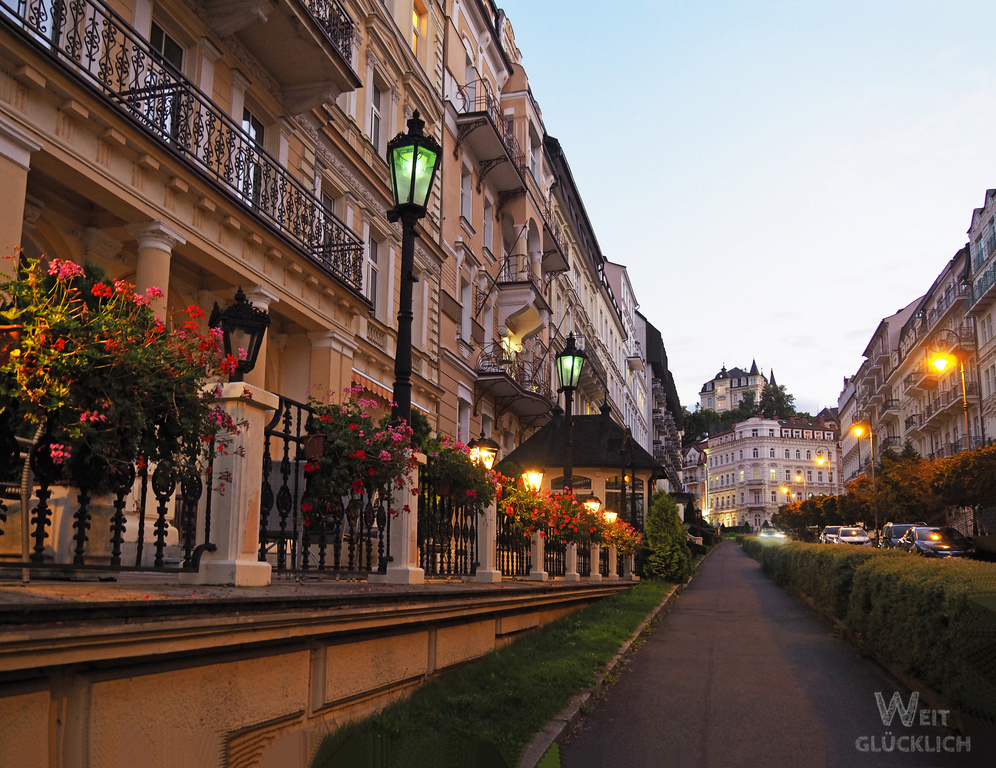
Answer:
xmin=705 ymin=416 xmax=838 ymax=529
xmin=0 ymin=0 xmax=676 ymax=470
xmin=698 ymin=362 xmax=767 ymax=414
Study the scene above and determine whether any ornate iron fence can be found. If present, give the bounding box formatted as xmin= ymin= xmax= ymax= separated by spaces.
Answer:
xmin=1 ymin=0 xmax=364 ymax=290
xmin=0 ymin=416 xmax=208 ymax=572
xmin=543 ymin=529 xmax=565 ymax=577
xmin=577 ymin=543 xmax=591 ymax=578
xmin=416 ymin=464 xmax=478 ymax=578
xmin=259 ymin=396 xmax=391 ymax=578
xmin=496 ymin=505 xmax=531 ymax=577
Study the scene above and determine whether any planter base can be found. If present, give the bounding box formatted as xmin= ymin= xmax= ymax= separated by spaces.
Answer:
xmin=178 ymin=559 xmax=271 ymax=587
xmin=368 ymin=564 xmax=424 ymax=585
xmin=464 ymin=568 xmax=501 ymax=583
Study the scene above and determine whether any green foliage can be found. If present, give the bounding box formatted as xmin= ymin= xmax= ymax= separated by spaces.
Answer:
xmin=311 ymin=582 xmax=673 ymax=768
xmin=640 ymin=491 xmax=692 ymax=582
xmin=933 ymin=443 xmax=996 ymax=510
xmin=758 ymin=383 xmax=795 ymax=419
xmin=874 ymin=449 xmax=944 ymax=523
xmin=741 ymin=539 xmax=996 ymax=724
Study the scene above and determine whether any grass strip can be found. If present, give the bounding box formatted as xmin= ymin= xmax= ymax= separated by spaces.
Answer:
xmin=311 ymin=580 xmax=673 ymax=768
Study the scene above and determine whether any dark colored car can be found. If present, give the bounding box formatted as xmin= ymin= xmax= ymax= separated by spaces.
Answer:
xmin=819 ymin=525 xmax=841 ymax=544
xmin=879 ymin=522 xmax=927 ymax=549
xmin=896 ymin=527 xmax=976 ymax=558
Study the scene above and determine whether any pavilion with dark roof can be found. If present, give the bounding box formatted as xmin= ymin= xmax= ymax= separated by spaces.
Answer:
xmin=501 ymin=403 xmax=665 ymax=530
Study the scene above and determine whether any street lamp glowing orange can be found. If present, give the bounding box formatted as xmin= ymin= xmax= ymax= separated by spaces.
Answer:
xmin=852 ymin=425 xmax=864 ymax=438
xmin=932 ymin=354 xmax=953 ymax=373
xmin=603 ymin=510 xmax=618 ymax=524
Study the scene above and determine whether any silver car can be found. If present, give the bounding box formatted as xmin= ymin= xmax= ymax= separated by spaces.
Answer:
xmin=819 ymin=525 xmax=842 ymax=544
xmin=836 ymin=527 xmax=872 ymax=546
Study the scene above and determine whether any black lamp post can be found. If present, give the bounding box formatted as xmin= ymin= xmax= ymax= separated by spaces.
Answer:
xmin=386 ymin=110 xmax=442 ymax=425
xmin=555 ymin=333 xmax=586 ymax=493
xmin=209 ymin=287 xmax=271 ymax=382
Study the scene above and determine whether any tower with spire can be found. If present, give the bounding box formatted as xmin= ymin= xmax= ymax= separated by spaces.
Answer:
xmin=699 ymin=360 xmax=769 ymax=413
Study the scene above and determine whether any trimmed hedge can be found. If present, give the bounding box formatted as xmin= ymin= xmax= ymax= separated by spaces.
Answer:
xmin=741 ymin=537 xmax=996 ymax=724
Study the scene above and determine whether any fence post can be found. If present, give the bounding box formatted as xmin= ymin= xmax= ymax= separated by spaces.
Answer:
xmin=622 ymin=553 xmax=639 ymax=581
xmin=588 ymin=544 xmax=602 ymax=581
xmin=179 ymin=383 xmax=277 ymax=587
xmin=466 ymin=499 xmax=501 ymax=583
xmin=528 ymin=532 xmax=547 ymax=581
xmin=564 ymin=543 xmax=580 ymax=582
xmin=369 ymin=455 xmax=424 ymax=584
xmin=606 ymin=545 xmax=619 ymax=581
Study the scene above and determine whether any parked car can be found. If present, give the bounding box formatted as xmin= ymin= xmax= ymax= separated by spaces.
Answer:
xmin=819 ymin=525 xmax=842 ymax=544
xmin=896 ymin=527 xmax=976 ymax=558
xmin=758 ymin=528 xmax=787 ymax=541
xmin=836 ymin=527 xmax=872 ymax=546
xmin=879 ymin=521 xmax=928 ymax=549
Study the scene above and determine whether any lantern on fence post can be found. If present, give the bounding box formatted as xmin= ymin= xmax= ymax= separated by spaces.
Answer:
xmin=468 ymin=433 xmax=500 ymax=470
xmin=209 ymin=287 xmax=271 ymax=382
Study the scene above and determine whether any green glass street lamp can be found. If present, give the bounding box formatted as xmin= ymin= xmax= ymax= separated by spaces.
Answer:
xmin=556 ymin=333 xmax=587 ymax=493
xmin=386 ymin=110 xmax=442 ymax=424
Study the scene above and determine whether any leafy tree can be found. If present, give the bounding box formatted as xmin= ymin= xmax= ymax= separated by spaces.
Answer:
xmin=839 ymin=475 xmax=873 ymax=528
xmin=932 ymin=444 xmax=996 ymax=534
xmin=873 ymin=448 xmax=943 ymax=524
xmin=640 ymin=491 xmax=692 ymax=582
xmin=758 ymin=383 xmax=795 ymax=420
xmin=681 ymin=407 xmax=723 ymax=447
xmin=736 ymin=390 xmax=759 ymax=418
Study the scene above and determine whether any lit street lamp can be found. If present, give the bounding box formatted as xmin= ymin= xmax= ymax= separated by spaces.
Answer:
xmin=852 ymin=423 xmax=878 ymax=536
xmin=583 ymin=493 xmax=603 ymax=515
xmin=931 ymin=352 xmax=971 ymax=450
xmin=555 ymin=333 xmax=586 ymax=493
xmin=815 ymin=447 xmax=834 ymax=496
xmin=522 ymin=470 xmax=544 ymax=493
xmin=468 ymin=433 xmax=500 ymax=470
xmin=386 ymin=110 xmax=442 ymax=425
xmin=794 ymin=471 xmax=808 ymax=501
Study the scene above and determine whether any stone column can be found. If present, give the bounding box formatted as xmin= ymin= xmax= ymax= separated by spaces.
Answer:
xmin=563 ymin=542 xmax=580 ymax=582
xmin=179 ymin=382 xmax=278 ymax=586
xmin=369 ymin=455 xmax=424 ymax=584
xmin=606 ymin=545 xmax=619 ymax=581
xmin=242 ymin=285 xmax=279 ymax=389
xmin=0 ymin=116 xmax=41 ymax=269
xmin=466 ymin=499 xmax=501 ymax=583
xmin=308 ymin=329 xmax=357 ymax=403
xmin=588 ymin=544 xmax=602 ymax=581
xmin=528 ymin=532 xmax=547 ymax=581
xmin=127 ymin=221 xmax=186 ymax=319
xmin=622 ymin=553 xmax=639 ymax=581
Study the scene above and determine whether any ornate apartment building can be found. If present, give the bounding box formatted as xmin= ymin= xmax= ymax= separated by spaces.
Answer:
xmin=704 ymin=416 xmax=838 ymax=529
xmin=698 ymin=361 xmax=768 ymax=413
xmin=0 ymin=0 xmax=681 ymax=481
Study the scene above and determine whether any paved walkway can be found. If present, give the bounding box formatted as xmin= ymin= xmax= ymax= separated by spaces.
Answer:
xmin=560 ymin=542 xmax=995 ymax=768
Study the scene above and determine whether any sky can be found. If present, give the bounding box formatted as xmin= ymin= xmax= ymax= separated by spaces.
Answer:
xmin=495 ymin=0 xmax=996 ymax=416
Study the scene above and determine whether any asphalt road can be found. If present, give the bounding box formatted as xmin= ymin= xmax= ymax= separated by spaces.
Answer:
xmin=559 ymin=542 xmax=995 ymax=768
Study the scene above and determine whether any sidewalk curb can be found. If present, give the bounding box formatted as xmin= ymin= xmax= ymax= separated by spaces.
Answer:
xmin=517 ymin=543 xmax=720 ymax=768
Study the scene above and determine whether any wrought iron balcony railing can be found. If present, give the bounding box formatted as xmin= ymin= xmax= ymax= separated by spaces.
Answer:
xmin=302 ymin=0 xmax=355 ymax=63
xmin=2 ymin=0 xmax=364 ymax=291
xmin=475 ymin=342 xmax=553 ymax=401
xmin=453 ymin=79 xmax=524 ymax=167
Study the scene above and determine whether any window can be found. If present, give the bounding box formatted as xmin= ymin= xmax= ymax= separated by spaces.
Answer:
xmin=784 ymin=449 xmax=790 ymax=459
xmin=771 ymin=491 xmax=777 ymax=502
xmin=806 ymin=450 xmax=811 ymax=460
xmin=770 ymin=468 xmax=776 ymax=480
xmin=752 ymin=448 xmax=759 ymax=458
xmin=769 ymin=429 xmax=774 ymax=436
xmin=769 ymin=448 xmax=775 ymax=458
xmin=240 ymin=107 xmax=266 ymax=205
xmin=818 ymin=471 xmax=824 ymax=483
xmin=483 ymin=199 xmax=494 ymax=255
xmin=365 ymin=235 xmax=380 ymax=311
xmin=753 ymin=492 xmax=760 ymax=504
xmin=369 ymin=84 xmax=383 ymax=152
xmin=785 ymin=470 xmax=791 ymax=481
xmin=460 ymin=278 xmax=472 ymax=342
xmin=807 ymin=470 xmax=813 ymax=482
xmin=751 ymin=429 xmax=758 ymax=437
xmin=460 ymin=167 xmax=473 ymax=222
xmin=148 ymin=22 xmax=184 ymax=141
xmin=795 ymin=450 xmax=801 ymax=460
xmin=411 ymin=0 xmax=426 ymax=56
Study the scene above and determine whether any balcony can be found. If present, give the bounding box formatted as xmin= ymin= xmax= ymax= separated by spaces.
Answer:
xmin=905 ymin=413 xmax=923 ymax=430
xmin=882 ymin=398 xmax=900 ymax=412
xmin=205 ymin=0 xmax=361 ymax=112
xmin=903 ymin=359 xmax=939 ymax=393
xmin=2 ymin=0 xmax=364 ymax=290
xmin=474 ymin=342 xmax=553 ymax=423
xmin=451 ymin=80 xmax=525 ymax=194
xmin=495 ymin=255 xmax=552 ymax=341
xmin=968 ymin=261 xmax=996 ymax=317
